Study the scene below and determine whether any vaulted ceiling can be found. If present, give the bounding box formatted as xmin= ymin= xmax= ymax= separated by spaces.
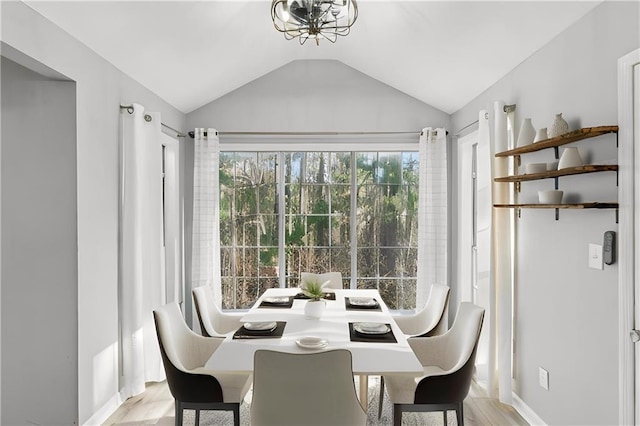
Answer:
xmin=25 ymin=1 xmax=600 ymax=114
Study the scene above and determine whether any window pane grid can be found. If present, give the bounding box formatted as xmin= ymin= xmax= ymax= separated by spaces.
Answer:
xmin=220 ymin=150 xmax=418 ymax=309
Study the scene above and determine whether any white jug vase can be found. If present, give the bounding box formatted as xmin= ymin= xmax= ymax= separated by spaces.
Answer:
xmin=548 ymin=113 xmax=569 ymax=138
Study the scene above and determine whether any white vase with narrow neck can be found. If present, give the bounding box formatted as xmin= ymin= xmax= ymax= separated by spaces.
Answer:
xmin=304 ymin=299 xmax=326 ymax=319
xmin=517 ymin=118 xmax=536 ymax=147
xmin=548 ymin=113 xmax=569 ymax=138
xmin=558 ymin=147 xmax=583 ymax=169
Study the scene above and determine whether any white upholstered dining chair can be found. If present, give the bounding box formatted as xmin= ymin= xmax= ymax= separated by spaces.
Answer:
xmin=382 ymin=302 xmax=485 ymax=426
xmin=250 ymin=349 xmax=366 ymax=426
xmin=153 ymin=302 xmax=252 ymax=426
xmin=392 ymin=283 xmax=450 ymax=337
xmin=379 ymin=283 xmax=451 ymax=418
xmin=300 ymin=271 xmax=343 ymax=290
xmin=192 ymin=285 xmax=243 ymax=336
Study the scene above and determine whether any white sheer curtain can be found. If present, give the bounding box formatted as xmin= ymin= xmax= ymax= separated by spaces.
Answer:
xmin=489 ymin=101 xmax=515 ymax=403
xmin=190 ymin=128 xmax=221 ymax=322
xmin=477 ymin=102 xmax=515 ymax=403
xmin=119 ymin=103 xmax=165 ymax=399
xmin=417 ymin=127 xmax=448 ymax=309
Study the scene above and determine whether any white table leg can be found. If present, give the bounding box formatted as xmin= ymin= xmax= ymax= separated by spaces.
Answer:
xmin=358 ymin=374 xmax=368 ymax=410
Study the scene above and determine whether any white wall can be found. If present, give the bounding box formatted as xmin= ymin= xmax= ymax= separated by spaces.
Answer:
xmin=1 ymin=2 xmax=186 ymax=423
xmin=185 ymin=59 xmax=452 ymax=321
xmin=1 ymin=56 xmax=77 ymax=425
xmin=451 ymin=2 xmax=639 ymax=425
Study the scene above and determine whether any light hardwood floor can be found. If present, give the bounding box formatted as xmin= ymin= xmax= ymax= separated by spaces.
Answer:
xmin=103 ymin=378 xmax=528 ymax=425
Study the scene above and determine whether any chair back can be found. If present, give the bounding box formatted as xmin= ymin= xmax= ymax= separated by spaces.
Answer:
xmin=443 ymin=302 xmax=485 ymax=371
xmin=153 ymin=302 xmax=224 ymax=402
xmin=300 ymin=271 xmax=343 ymax=289
xmin=414 ymin=302 xmax=484 ymax=404
xmin=193 ymin=285 xmax=242 ymax=336
xmin=250 ymin=349 xmax=366 ymax=426
xmin=418 ymin=284 xmax=450 ymax=336
xmin=193 ymin=286 xmax=220 ymax=337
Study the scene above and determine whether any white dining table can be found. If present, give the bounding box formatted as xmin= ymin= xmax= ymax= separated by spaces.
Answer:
xmin=204 ymin=287 xmax=423 ymax=408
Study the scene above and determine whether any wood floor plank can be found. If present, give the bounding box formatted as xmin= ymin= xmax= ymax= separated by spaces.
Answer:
xmin=103 ymin=379 xmax=529 ymax=425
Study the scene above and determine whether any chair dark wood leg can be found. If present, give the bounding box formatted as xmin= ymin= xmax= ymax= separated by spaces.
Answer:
xmin=378 ymin=376 xmax=385 ymax=419
xmin=175 ymin=401 xmax=183 ymax=426
xmin=457 ymin=402 xmax=464 ymax=426
xmin=393 ymin=404 xmax=403 ymax=426
xmin=194 ymin=409 xmax=200 ymax=425
xmin=233 ymin=403 xmax=240 ymax=426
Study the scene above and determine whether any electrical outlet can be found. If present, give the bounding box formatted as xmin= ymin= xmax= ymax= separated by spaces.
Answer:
xmin=589 ymin=243 xmax=603 ymax=270
xmin=539 ymin=367 xmax=549 ymax=390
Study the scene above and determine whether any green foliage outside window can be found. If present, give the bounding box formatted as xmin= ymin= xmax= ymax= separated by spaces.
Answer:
xmin=219 ymin=150 xmax=419 ymax=310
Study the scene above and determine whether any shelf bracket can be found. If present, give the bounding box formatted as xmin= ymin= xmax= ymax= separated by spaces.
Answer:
xmin=517 ymin=207 xmax=522 ymax=219
xmin=554 ymin=177 xmax=559 ymax=190
xmin=515 ymin=181 xmax=521 ymax=193
xmin=515 ymin=155 xmax=521 ymax=169
xmin=555 ymin=208 xmax=559 ymax=221
xmin=616 ymin=208 xmax=619 ymax=224
xmin=554 ymin=146 xmax=559 ymax=160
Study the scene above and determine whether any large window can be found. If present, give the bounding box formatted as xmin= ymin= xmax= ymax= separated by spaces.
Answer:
xmin=218 ymin=150 xmax=419 ymax=310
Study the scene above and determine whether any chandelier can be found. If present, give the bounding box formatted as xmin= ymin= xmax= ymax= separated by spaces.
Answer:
xmin=271 ymin=0 xmax=358 ymax=46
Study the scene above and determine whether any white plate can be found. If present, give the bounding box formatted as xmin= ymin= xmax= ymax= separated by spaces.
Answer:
xmin=349 ymin=297 xmax=377 ymax=307
xmin=243 ymin=321 xmax=277 ymax=331
xmin=263 ymin=296 xmax=290 ymax=304
xmin=296 ymin=336 xmax=328 ymax=349
xmin=353 ymin=322 xmax=390 ymax=335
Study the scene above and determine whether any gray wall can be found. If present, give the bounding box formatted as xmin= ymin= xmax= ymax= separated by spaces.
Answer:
xmin=1 ymin=57 xmax=77 ymax=425
xmin=451 ymin=2 xmax=639 ymax=425
xmin=185 ymin=59 xmax=452 ymax=322
xmin=1 ymin=2 xmax=187 ymax=423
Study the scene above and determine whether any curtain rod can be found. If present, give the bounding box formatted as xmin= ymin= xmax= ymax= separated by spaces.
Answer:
xmin=454 ymin=120 xmax=479 ymax=136
xmin=187 ymin=130 xmax=448 ymax=138
xmin=120 ymin=105 xmax=187 ymax=138
xmin=453 ymin=104 xmax=516 ymax=136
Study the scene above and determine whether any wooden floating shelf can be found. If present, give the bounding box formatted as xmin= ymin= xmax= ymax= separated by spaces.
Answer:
xmin=494 ymin=165 xmax=618 ymax=183
xmin=494 ymin=202 xmax=619 ymax=209
xmin=495 ymin=126 xmax=618 ymax=157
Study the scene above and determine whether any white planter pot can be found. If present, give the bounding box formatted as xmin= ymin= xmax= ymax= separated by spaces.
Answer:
xmin=304 ymin=300 xmax=326 ymax=319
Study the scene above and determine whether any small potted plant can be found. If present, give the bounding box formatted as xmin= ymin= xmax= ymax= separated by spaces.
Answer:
xmin=301 ymin=279 xmax=329 ymax=319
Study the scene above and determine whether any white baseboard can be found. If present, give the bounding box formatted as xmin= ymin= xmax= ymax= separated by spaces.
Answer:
xmin=512 ymin=392 xmax=547 ymax=426
xmin=82 ymin=393 xmax=123 ymax=426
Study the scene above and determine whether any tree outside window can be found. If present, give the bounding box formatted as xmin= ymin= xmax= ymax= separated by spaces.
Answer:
xmin=219 ymin=150 xmax=419 ymax=310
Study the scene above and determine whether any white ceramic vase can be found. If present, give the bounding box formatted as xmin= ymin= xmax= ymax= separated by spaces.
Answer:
xmin=558 ymin=147 xmax=583 ymax=169
xmin=304 ymin=299 xmax=326 ymax=319
xmin=516 ymin=118 xmax=536 ymax=147
xmin=534 ymin=127 xmax=548 ymax=142
xmin=548 ymin=113 xmax=569 ymax=138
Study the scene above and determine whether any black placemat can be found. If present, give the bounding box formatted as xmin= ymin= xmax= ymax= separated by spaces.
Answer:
xmin=258 ymin=296 xmax=294 ymax=309
xmin=348 ymin=322 xmax=397 ymax=343
xmin=344 ymin=297 xmax=381 ymax=311
xmin=233 ymin=321 xmax=287 ymax=340
xmin=294 ymin=292 xmax=336 ymax=301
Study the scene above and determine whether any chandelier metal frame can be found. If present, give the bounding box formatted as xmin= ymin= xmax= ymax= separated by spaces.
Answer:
xmin=271 ymin=0 xmax=358 ymax=45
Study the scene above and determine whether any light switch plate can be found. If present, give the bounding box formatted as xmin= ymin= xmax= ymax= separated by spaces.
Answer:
xmin=589 ymin=243 xmax=603 ymax=270
xmin=539 ymin=367 xmax=549 ymax=390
